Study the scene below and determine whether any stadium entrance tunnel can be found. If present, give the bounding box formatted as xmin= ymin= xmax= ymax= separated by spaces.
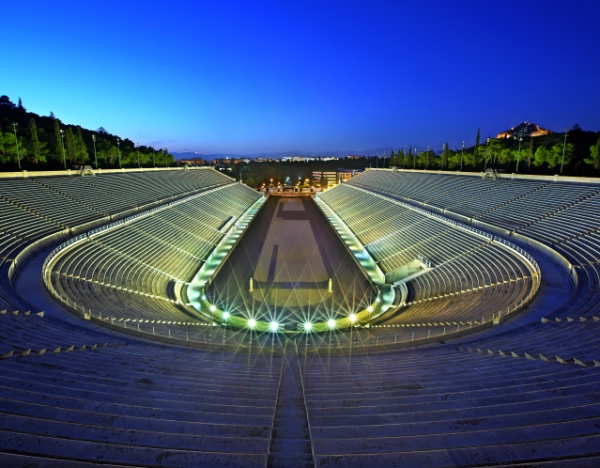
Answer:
xmin=187 ymin=196 xmax=393 ymax=333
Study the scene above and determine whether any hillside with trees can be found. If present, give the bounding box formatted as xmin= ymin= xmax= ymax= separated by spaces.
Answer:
xmin=1 ymin=94 xmax=598 ymax=178
xmin=389 ymin=126 xmax=600 ymax=177
xmin=0 ymin=96 xmax=174 ymax=171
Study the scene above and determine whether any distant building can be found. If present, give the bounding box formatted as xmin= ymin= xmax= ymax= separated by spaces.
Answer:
xmin=337 ymin=168 xmax=364 ymax=182
xmin=497 ymin=121 xmax=551 ymax=139
xmin=178 ymin=158 xmax=204 ymax=167
xmin=345 ymin=155 xmax=364 ymax=160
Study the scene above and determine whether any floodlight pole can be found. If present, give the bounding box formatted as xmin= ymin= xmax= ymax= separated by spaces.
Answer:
xmin=426 ymin=146 xmax=429 ymax=170
xmin=165 ymin=146 xmax=168 ymax=167
xmin=516 ymin=137 xmax=522 ymax=173
xmin=60 ymin=129 xmax=66 ymax=169
xmin=461 ymin=141 xmax=464 ymax=171
xmin=92 ymin=134 xmax=98 ymax=169
xmin=12 ymin=123 xmax=21 ymax=169
xmin=152 ymin=145 xmax=155 ymax=167
xmin=414 ymin=147 xmax=416 ymax=169
xmin=560 ymin=127 xmax=569 ymax=174
xmin=136 ymin=142 xmax=140 ymax=167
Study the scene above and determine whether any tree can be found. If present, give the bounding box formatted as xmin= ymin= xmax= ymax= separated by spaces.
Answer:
xmin=17 ymin=97 xmax=26 ymax=112
xmin=26 ymin=118 xmax=45 ymax=165
xmin=533 ymin=146 xmax=550 ymax=167
xmin=0 ymin=95 xmax=16 ymax=108
xmin=473 ymin=128 xmax=480 ymax=168
xmin=0 ymin=131 xmax=6 ymax=164
xmin=64 ymin=127 xmax=76 ymax=165
xmin=52 ymin=118 xmax=63 ymax=164
xmin=584 ymin=135 xmax=600 ymax=170
xmin=2 ymin=131 xmax=19 ymax=164
xmin=74 ymin=126 xmax=89 ymax=164
xmin=498 ymin=147 xmax=514 ymax=166
xmin=527 ymin=138 xmax=534 ymax=170
xmin=397 ymin=148 xmax=405 ymax=168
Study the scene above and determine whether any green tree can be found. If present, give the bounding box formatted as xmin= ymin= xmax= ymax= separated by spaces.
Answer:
xmin=74 ymin=126 xmax=89 ymax=164
xmin=527 ymin=138 xmax=534 ymax=170
xmin=0 ymin=131 xmax=5 ymax=164
xmin=64 ymin=127 xmax=76 ymax=165
xmin=397 ymin=148 xmax=405 ymax=168
xmin=487 ymin=138 xmax=503 ymax=167
xmin=473 ymin=128 xmax=480 ymax=168
xmin=584 ymin=135 xmax=600 ymax=170
xmin=26 ymin=118 xmax=46 ymax=165
xmin=498 ymin=147 xmax=514 ymax=166
xmin=2 ymin=131 xmax=19 ymax=164
xmin=543 ymin=142 xmax=574 ymax=169
xmin=52 ymin=118 xmax=63 ymax=164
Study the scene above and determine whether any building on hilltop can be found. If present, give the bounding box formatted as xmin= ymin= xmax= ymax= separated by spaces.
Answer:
xmin=497 ymin=121 xmax=551 ymax=139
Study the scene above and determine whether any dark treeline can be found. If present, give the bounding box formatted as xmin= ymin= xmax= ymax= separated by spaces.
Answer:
xmin=389 ymin=126 xmax=600 ymax=176
xmin=0 ymin=96 xmax=174 ymax=171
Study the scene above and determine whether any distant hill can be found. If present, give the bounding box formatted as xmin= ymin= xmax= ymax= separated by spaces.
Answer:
xmin=497 ymin=121 xmax=551 ymax=139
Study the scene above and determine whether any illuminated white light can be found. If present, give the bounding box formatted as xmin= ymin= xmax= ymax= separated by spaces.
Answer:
xmin=367 ymin=306 xmax=374 ymax=312
xmin=303 ymin=322 xmax=312 ymax=331
xmin=375 ymin=297 xmax=381 ymax=303
xmin=222 ymin=312 xmax=230 ymax=320
xmin=269 ymin=321 xmax=279 ymax=331
xmin=201 ymin=295 xmax=206 ymax=300
xmin=349 ymin=314 xmax=357 ymax=323
xmin=248 ymin=319 xmax=257 ymax=328
xmin=327 ymin=319 xmax=336 ymax=329
xmin=209 ymin=305 xmax=216 ymax=312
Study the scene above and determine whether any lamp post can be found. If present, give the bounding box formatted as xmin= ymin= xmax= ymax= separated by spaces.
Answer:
xmin=152 ymin=145 xmax=155 ymax=168
xmin=12 ymin=123 xmax=21 ymax=170
xmin=516 ymin=137 xmax=523 ymax=173
xmin=484 ymin=138 xmax=490 ymax=171
xmin=560 ymin=127 xmax=569 ymax=174
xmin=413 ymin=147 xmax=416 ymax=169
xmin=60 ymin=129 xmax=66 ymax=169
xmin=461 ymin=141 xmax=465 ymax=171
xmin=92 ymin=134 xmax=98 ymax=169
xmin=426 ymin=146 xmax=429 ymax=170
xmin=116 ymin=138 xmax=121 ymax=168
xmin=136 ymin=142 xmax=140 ymax=167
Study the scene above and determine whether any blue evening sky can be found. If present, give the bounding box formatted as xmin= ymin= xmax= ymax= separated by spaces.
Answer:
xmin=2 ymin=0 xmax=599 ymax=154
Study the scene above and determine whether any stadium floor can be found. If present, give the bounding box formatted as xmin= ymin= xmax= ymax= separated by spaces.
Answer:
xmin=206 ymin=196 xmax=375 ymax=331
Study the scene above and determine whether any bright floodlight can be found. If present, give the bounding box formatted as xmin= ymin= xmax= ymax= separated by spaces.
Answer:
xmin=209 ymin=305 xmax=216 ymax=312
xmin=375 ymin=297 xmax=381 ymax=303
xmin=327 ymin=319 xmax=336 ymax=329
xmin=303 ymin=322 xmax=312 ymax=331
xmin=222 ymin=311 xmax=230 ymax=320
xmin=367 ymin=306 xmax=374 ymax=312
xmin=201 ymin=295 xmax=206 ymax=300
xmin=248 ymin=319 xmax=257 ymax=328
xmin=349 ymin=314 xmax=357 ymax=323
xmin=269 ymin=321 xmax=279 ymax=331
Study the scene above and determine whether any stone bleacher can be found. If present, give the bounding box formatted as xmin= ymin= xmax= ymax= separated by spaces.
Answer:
xmin=319 ymin=183 xmax=533 ymax=325
xmin=48 ymin=182 xmax=262 ymax=324
xmin=1 ymin=168 xmax=600 ymax=465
